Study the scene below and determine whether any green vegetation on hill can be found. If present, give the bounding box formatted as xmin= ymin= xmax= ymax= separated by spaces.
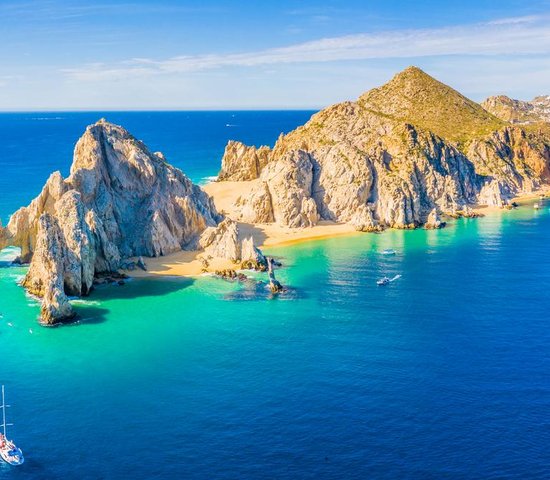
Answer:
xmin=358 ymin=66 xmax=506 ymax=144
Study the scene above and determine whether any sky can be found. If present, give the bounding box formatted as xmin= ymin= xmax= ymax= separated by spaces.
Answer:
xmin=0 ymin=0 xmax=549 ymax=110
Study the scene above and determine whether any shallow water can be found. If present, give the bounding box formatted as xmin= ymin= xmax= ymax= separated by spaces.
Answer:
xmin=1 ymin=113 xmax=549 ymax=479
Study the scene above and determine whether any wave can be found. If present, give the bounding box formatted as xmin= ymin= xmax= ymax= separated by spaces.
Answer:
xmin=0 ymin=246 xmax=21 ymax=262
xmin=70 ymin=299 xmax=101 ymax=306
xmin=198 ymin=175 xmax=218 ymax=186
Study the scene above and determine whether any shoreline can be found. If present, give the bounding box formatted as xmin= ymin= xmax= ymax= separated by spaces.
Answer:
xmin=122 ymin=182 xmax=549 ymax=280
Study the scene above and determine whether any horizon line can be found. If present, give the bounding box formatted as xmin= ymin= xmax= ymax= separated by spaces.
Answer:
xmin=0 ymin=107 xmax=323 ymax=113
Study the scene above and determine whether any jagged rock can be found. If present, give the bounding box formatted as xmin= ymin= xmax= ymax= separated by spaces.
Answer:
xmin=461 ymin=206 xmax=483 ymax=218
xmin=482 ymin=95 xmax=550 ymax=124
xmin=199 ymin=218 xmax=240 ymax=262
xmin=1 ymin=120 xmax=220 ymax=323
xmin=240 ymin=236 xmax=267 ymax=270
xmin=350 ymin=205 xmax=383 ymax=232
xmin=21 ymin=214 xmax=75 ymax=325
xmin=424 ymin=208 xmax=445 ymax=229
xmin=267 ymin=257 xmax=284 ymax=293
xmin=120 ymin=260 xmax=136 ymax=271
xmin=233 ymin=150 xmax=320 ymax=227
xmin=218 ymin=141 xmax=271 ymax=181
xmin=259 ymin=150 xmax=319 ymax=227
xmin=478 ymin=180 xmax=506 ymax=207
xmin=137 ymin=256 xmax=147 ymax=271
xmin=467 ymin=127 xmax=550 ymax=193
xmin=214 ymin=269 xmax=247 ymax=281
xmin=219 ymin=66 xmax=550 ymax=231
xmin=235 ymin=181 xmax=274 ymax=224
xmin=199 ymin=219 xmax=268 ymax=270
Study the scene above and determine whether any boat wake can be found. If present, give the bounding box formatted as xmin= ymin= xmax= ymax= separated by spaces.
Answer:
xmin=377 ymin=274 xmax=402 ymax=286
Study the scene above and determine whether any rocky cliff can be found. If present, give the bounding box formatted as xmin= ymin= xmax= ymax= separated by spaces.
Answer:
xmin=218 ymin=67 xmax=550 ymax=229
xmin=0 ymin=119 xmax=221 ymax=323
xmin=481 ymin=95 xmax=550 ymax=124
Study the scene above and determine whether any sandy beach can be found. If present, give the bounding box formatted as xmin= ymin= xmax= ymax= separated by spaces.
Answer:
xmin=128 ymin=180 xmax=357 ymax=278
xmin=125 ymin=180 xmax=548 ymax=279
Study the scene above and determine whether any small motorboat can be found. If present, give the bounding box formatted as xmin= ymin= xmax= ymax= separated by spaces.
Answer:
xmin=0 ymin=386 xmax=24 ymax=466
xmin=534 ymin=203 xmax=540 ymax=210
xmin=377 ymin=274 xmax=402 ymax=286
xmin=381 ymin=249 xmax=396 ymax=255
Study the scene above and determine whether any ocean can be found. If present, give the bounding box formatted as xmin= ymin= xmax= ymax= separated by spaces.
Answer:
xmin=0 ymin=112 xmax=549 ymax=479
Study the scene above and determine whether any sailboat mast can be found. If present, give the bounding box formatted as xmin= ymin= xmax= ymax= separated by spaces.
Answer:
xmin=1 ymin=385 xmax=6 ymax=437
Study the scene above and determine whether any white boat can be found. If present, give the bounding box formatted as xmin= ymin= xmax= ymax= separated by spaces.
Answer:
xmin=377 ymin=274 xmax=402 ymax=286
xmin=0 ymin=386 xmax=24 ymax=466
xmin=534 ymin=203 xmax=540 ymax=210
xmin=381 ymin=249 xmax=396 ymax=255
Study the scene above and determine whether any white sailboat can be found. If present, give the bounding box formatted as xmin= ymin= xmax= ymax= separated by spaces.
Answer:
xmin=0 ymin=386 xmax=24 ymax=466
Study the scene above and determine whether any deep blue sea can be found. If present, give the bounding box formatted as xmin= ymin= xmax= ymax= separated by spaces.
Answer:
xmin=0 ymin=112 xmax=549 ymax=479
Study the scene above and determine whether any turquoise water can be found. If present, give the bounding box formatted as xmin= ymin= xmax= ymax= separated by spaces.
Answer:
xmin=1 ymin=113 xmax=550 ymax=479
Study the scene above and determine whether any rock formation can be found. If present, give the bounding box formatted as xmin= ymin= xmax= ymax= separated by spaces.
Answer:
xmin=240 ymin=236 xmax=267 ymax=270
xmin=267 ymin=257 xmax=284 ymax=294
xmin=424 ymin=208 xmax=445 ymax=229
xmin=199 ymin=218 xmax=267 ymax=270
xmin=199 ymin=218 xmax=240 ymax=262
xmin=0 ymin=119 xmax=220 ymax=324
xmin=218 ymin=141 xmax=271 ymax=181
xmin=481 ymin=95 xmax=550 ymax=124
xmin=219 ymin=66 xmax=550 ymax=230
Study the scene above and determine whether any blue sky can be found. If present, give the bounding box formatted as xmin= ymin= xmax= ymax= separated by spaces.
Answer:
xmin=1 ymin=0 xmax=549 ymax=110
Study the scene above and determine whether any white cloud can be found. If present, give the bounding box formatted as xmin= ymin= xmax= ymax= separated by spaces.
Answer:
xmin=63 ymin=15 xmax=550 ymax=82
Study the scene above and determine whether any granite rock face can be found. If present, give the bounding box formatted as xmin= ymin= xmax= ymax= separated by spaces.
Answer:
xmin=481 ymin=95 xmax=550 ymax=124
xmin=21 ymin=213 xmax=76 ymax=324
xmin=219 ymin=67 xmax=550 ymax=229
xmin=424 ymin=208 xmax=444 ymax=229
xmin=1 ymin=119 xmax=220 ymax=323
xmin=199 ymin=218 xmax=266 ymax=268
xmin=218 ymin=141 xmax=271 ymax=181
xmin=199 ymin=218 xmax=240 ymax=262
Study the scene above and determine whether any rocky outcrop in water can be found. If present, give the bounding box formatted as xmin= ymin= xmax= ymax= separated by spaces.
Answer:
xmin=424 ymin=208 xmax=445 ymax=229
xmin=21 ymin=213 xmax=77 ymax=323
xmin=219 ymin=67 xmax=550 ymax=230
xmin=240 ymin=236 xmax=267 ymax=270
xmin=0 ymin=119 xmax=220 ymax=324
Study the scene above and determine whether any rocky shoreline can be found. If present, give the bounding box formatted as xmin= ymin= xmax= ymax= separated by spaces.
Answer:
xmin=1 ymin=66 xmax=549 ymax=325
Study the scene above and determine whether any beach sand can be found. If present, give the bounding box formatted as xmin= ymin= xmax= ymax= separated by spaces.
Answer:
xmin=123 ymin=181 xmax=548 ymax=279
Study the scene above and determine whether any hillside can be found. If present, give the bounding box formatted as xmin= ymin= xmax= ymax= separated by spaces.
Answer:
xmin=482 ymin=94 xmax=550 ymax=124
xmin=359 ymin=66 xmax=506 ymax=144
